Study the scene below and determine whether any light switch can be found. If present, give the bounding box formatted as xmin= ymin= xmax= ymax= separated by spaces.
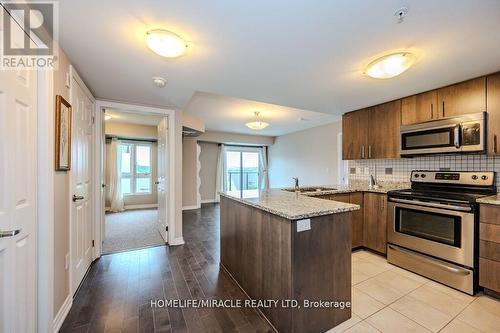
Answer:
xmin=297 ymin=219 xmax=311 ymax=232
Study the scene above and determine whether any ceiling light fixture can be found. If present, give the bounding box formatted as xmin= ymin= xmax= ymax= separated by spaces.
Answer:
xmin=245 ymin=111 xmax=269 ymax=130
xmin=145 ymin=29 xmax=188 ymax=58
xmin=152 ymin=76 xmax=167 ymax=88
xmin=364 ymin=52 xmax=416 ymax=79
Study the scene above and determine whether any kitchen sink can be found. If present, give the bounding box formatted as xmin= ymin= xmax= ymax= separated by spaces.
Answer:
xmin=283 ymin=186 xmax=337 ymax=193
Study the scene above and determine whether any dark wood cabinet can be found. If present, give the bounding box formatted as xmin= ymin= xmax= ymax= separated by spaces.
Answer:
xmin=479 ymin=204 xmax=500 ymax=294
xmin=349 ymin=192 xmax=364 ymax=248
xmin=342 ymin=101 xmax=401 ymax=160
xmin=487 ymin=73 xmax=500 ymax=155
xmin=437 ymin=77 xmax=486 ymax=118
xmin=342 ymin=109 xmax=369 ymax=160
xmin=369 ymin=100 xmax=401 ymax=159
xmin=363 ymin=193 xmax=387 ymax=254
xmin=401 ymin=90 xmax=438 ymax=125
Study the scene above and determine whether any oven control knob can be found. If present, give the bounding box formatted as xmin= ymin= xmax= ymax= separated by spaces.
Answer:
xmin=420 ymin=174 xmax=426 ymax=178
xmin=481 ymin=175 xmax=488 ymax=180
xmin=472 ymin=175 xmax=478 ymax=180
xmin=414 ymin=174 xmax=419 ymax=178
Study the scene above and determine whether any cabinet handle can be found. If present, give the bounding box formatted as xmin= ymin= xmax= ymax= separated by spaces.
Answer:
xmin=430 ymin=103 xmax=434 ymax=119
xmin=494 ymin=135 xmax=498 ymax=154
xmin=380 ymin=198 xmax=384 ymax=210
xmin=442 ymin=101 xmax=445 ymax=118
xmin=361 ymin=146 xmax=365 ymax=159
xmin=368 ymin=145 xmax=372 ymax=159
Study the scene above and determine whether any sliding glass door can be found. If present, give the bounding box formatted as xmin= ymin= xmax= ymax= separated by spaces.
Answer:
xmin=224 ymin=147 xmax=260 ymax=191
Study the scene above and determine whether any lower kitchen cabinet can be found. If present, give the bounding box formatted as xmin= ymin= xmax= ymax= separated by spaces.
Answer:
xmin=479 ymin=204 xmax=500 ymax=293
xmin=349 ymin=192 xmax=364 ymax=248
xmin=363 ymin=193 xmax=387 ymax=254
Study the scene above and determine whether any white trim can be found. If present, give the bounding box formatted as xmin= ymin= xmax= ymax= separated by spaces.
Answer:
xmin=125 ymin=204 xmax=158 ymax=210
xmin=201 ymin=199 xmax=217 ymax=204
xmin=52 ymin=294 xmax=72 ymax=333
xmin=94 ymin=100 xmax=180 ymax=255
xmin=170 ymin=237 xmax=185 ymax=246
xmin=37 ymin=66 xmax=55 ymax=333
xmin=182 ymin=205 xmax=200 ymax=211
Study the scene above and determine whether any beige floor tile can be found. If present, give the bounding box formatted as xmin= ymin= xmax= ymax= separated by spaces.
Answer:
xmin=424 ymin=280 xmax=474 ymax=303
xmin=352 ymin=259 xmax=389 ymax=277
xmin=389 ymin=266 xmax=429 ymax=284
xmin=352 ymin=268 xmax=371 ymax=285
xmin=343 ymin=320 xmax=380 ymax=333
xmin=389 ymin=295 xmax=452 ymax=332
xmin=352 ymin=287 xmax=385 ymax=319
xmin=373 ymin=270 xmax=424 ymax=295
xmin=366 ymin=307 xmax=431 ymax=333
xmin=356 ymin=277 xmax=405 ymax=305
xmin=457 ymin=295 xmax=500 ymax=332
xmin=440 ymin=319 xmax=483 ymax=333
xmin=407 ymin=284 xmax=472 ymax=317
xmin=362 ymin=253 xmax=396 ymax=270
xmin=352 ymin=250 xmax=371 ymax=259
xmin=326 ymin=313 xmax=361 ymax=332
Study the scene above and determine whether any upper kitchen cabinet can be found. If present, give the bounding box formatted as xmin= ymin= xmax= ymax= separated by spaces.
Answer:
xmin=437 ymin=77 xmax=486 ymax=118
xmin=342 ymin=108 xmax=369 ymax=160
xmin=487 ymin=72 xmax=500 ymax=155
xmin=369 ymin=100 xmax=401 ymax=159
xmin=401 ymin=90 xmax=438 ymax=125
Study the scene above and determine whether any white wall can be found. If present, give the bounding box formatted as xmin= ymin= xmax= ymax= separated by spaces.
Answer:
xmin=268 ymin=121 xmax=342 ymax=188
xmin=199 ymin=142 xmax=219 ymax=202
xmin=182 ymin=137 xmax=201 ymax=208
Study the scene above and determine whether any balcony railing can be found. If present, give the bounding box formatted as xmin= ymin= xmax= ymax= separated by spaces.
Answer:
xmin=226 ymin=171 xmax=259 ymax=191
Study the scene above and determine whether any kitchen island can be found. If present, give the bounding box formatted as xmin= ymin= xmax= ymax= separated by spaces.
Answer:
xmin=219 ymin=189 xmax=360 ymax=333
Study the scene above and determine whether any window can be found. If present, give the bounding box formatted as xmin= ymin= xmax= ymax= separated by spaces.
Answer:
xmin=224 ymin=147 xmax=260 ymax=191
xmin=119 ymin=142 xmax=152 ymax=195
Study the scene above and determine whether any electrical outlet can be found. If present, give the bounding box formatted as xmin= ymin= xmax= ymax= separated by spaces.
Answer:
xmin=65 ymin=253 xmax=69 ymax=270
xmin=350 ymin=167 xmax=356 ymax=174
xmin=296 ymin=219 xmax=311 ymax=232
xmin=385 ymin=168 xmax=393 ymax=175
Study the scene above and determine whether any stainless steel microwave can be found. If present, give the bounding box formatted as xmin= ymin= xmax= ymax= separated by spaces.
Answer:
xmin=400 ymin=112 xmax=486 ymax=156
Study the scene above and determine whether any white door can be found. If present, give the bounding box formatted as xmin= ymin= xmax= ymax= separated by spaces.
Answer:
xmin=0 ymin=12 xmax=37 ymax=333
xmin=157 ymin=117 xmax=168 ymax=242
xmin=70 ymin=70 xmax=94 ymax=294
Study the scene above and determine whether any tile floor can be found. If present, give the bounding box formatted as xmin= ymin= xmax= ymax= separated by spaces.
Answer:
xmin=328 ymin=249 xmax=500 ymax=333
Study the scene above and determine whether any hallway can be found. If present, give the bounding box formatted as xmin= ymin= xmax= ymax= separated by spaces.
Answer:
xmin=60 ymin=204 xmax=273 ymax=332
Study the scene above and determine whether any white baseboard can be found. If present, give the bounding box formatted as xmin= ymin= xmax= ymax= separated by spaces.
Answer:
xmin=182 ymin=205 xmax=200 ymax=211
xmin=53 ymin=294 xmax=72 ymax=333
xmin=201 ymin=199 xmax=217 ymax=204
xmin=169 ymin=237 xmax=185 ymax=246
xmin=124 ymin=204 xmax=158 ymax=210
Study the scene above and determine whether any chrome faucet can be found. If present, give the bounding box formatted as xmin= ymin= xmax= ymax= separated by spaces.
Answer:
xmin=292 ymin=177 xmax=299 ymax=191
xmin=369 ymin=169 xmax=378 ymax=189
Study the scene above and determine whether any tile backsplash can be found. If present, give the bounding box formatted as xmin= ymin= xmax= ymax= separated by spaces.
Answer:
xmin=348 ymin=154 xmax=500 ymax=190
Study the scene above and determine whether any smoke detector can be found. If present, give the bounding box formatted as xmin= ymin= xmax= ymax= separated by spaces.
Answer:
xmin=152 ymin=76 xmax=167 ymax=88
xmin=394 ymin=6 xmax=409 ymax=23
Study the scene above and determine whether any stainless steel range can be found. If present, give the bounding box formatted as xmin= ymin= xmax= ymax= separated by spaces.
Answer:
xmin=387 ymin=170 xmax=496 ymax=294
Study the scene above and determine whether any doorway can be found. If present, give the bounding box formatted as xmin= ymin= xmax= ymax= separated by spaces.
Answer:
xmin=101 ymin=109 xmax=166 ymax=254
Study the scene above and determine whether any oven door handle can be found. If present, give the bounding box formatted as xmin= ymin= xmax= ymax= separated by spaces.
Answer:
xmin=389 ymin=197 xmax=472 ymax=212
xmin=388 ymin=245 xmax=471 ymax=276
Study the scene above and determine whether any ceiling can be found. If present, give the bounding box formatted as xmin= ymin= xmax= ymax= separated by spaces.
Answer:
xmin=184 ymin=92 xmax=338 ymax=136
xmin=105 ymin=109 xmax=164 ymax=126
xmin=59 ymin=0 xmax=500 ymax=121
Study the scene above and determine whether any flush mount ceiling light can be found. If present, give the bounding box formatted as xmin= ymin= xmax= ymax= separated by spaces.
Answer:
xmin=145 ymin=29 xmax=187 ymax=58
xmin=364 ymin=52 xmax=416 ymax=79
xmin=245 ymin=111 xmax=269 ymax=130
xmin=152 ymin=76 xmax=167 ymax=88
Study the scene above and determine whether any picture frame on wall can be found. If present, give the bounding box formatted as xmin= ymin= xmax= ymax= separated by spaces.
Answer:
xmin=55 ymin=95 xmax=72 ymax=171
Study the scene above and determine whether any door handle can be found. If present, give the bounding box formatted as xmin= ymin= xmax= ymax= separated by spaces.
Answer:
xmin=72 ymin=195 xmax=84 ymax=202
xmin=101 ymin=183 xmax=106 ymax=188
xmin=0 ymin=229 xmax=21 ymax=238
xmin=155 ymin=181 xmax=160 ymax=185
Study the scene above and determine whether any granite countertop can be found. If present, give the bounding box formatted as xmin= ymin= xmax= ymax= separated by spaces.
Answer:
xmin=477 ymin=194 xmax=500 ymax=206
xmin=220 ymin=189 xmax=360 ymax=220
xmin=282 ymin=181 xmax=410 ymax=196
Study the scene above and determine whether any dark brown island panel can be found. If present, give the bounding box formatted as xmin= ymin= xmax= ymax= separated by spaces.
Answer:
xmin=220 ymin=191 xmax=356 ymax=333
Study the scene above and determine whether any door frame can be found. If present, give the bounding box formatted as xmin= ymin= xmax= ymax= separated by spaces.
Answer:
xmin=93 ymin=100 xmax=180 ymax=259
xmin=68 ymin=65 xmax=96 ymax=295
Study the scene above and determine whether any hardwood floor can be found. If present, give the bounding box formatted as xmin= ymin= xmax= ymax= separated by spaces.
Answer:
xmin=60 ymin=204 xmax=273 ymax=333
